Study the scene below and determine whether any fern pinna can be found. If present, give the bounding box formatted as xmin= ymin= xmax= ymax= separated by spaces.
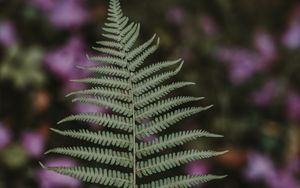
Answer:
xmin=43 ymin=0 xmax=227 ymax=187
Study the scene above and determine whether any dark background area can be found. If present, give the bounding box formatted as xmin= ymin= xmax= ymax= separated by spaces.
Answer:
xmin=0 ymin=0 xmax=299 ymax=187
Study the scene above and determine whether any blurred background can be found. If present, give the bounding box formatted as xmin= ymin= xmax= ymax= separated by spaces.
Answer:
xmin=0 ymin=0 xmax=300 ymax=187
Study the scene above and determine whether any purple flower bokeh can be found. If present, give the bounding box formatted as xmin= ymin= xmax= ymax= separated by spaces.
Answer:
xmin=74 ymin=103 xmax=107 ymax=114
xmin=216 ymin=48 xmax=263 ymax=84
xmin=244 ymin=152 xmax=300 ymax=188
xmin=266 ymin=170 xmax=299 ymax=188
xmin=166 ymin=7 xmax=186 ymax=26
xmin=282 ymin=4 xmax=300 ymax=49
xmin=0 ymin=20 xmax=17 ymax=47
xmin=184 ymin=160 xmax=209 ymax=175
xmin=253 ymin=30 xmax=277 ymax=62
xmin=30 ymin=0 xmax=55 ymax=11
xmin=142 ymin=134 xmax=157 ymax=142
xmin=216 ymin=31 xmax=276 ymax=85
xmin=21 ymin=131 xmax=45 ymax=158
xmin=0 ymin=122 xmax=12 ymax=149
xmin=36 ymin=157 xmax=81 ymax=188
xmin=48 ymin=0 xmax=87 ymax=28
xmin=285 ymin=90 xmax=300 ymax=121
xmin=252 ymin=80 xmax=277 ymax=106
xmin=244 ymin=151 xmax=275 ymax=181
xmin=198 ymin=15 xmax=219 ymax=36
xmin=44 ymin=36 xmax=92 ymax=93
xmin=30 ymin=0 xmax=87 ymax=29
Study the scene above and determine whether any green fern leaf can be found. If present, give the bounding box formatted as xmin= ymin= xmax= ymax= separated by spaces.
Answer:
xmin=133 ymin=61 xmax=183 ymax=94
xmin=46 ymin=166 xmax=132 ymax=188
xmin=140 ymin=174 xmax=227 ymax=188
xmin=87 ymin=55 xmax=126 ymax=67
xmin=134 ymin=82 xmax=196 ymax=108
xmin=137 ymin=106 xmax=212 ymax=138
xmin=50 ymin=128 xmax=132 ymax=149
xmin=71 ymin=96 xmax=132 ymax=116
xmin=127 ymin=34 xmax=157 ymax=60
xmin=136 ymin=96 xmax=204 ymax=120
xmin=58 ymin=113 xmax=132 ymax=132
xmin=136 ymin=150 xmax=227 ymax=177
xmin=44 ymin=0 xmax=226 ymax=187
xmin=132 ymin=59 xmax=182 ymax=82
xmin=137 ymin=130 xmax=223 ymax=158
xmin=77 ymin=65 xmax=130 ymax=78
xmin=46 ymin=147 xmax=132 ymax=167
xmin=71 ymin=77 xmax=130 ymax=90
xmin=128 ymin=38 xmax=160 ymax=71
xmin=92 ymin=47 xmax=125 ymax=58
xmin=96 ymin=40 xmax=123 ymax=49
xmin=66 ymin=87 xmax=131 ymax=102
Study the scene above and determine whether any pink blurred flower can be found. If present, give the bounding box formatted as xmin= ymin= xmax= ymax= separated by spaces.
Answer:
xmin=266 ymin=170 xmax=299 ymax=188
xmin=284 ymin=157 xmax=300 ymax=173
xmin=36 ymin=157 xmax=81 ymax=188
xmin=166 ymin=7 xmax=186 ymax=25
xmin=244 ymin=152 xmax=300 ymax=188
xmin=142 ymin=135 xmax=157 ymax=142
xmin=285 ymin=90 xmax=300 ymax=121
xmin=0 ymin=123 xmax=12 ymax=149
xmin=216 ymin=48 xmax=262 ymax=84
xmin=0 ymin=20 xmax=17 ymax=47
xmin=184 ymin=160 xmax=209 ymax=175
xmin=253 ymin=30 xmax=277 ymax=63
xmin=45 ymin=36 xmax=86 ymax=79
xmin=44 ymin=36 xmax=93 ymax=92
xmin=74 ymin=103 xmax=108 ymax=129
xmin=199 ymin=15 xmax=219 ymax=36
xmin=244 ymin=151 xmax=275 ymax=181
xmin=21 ymin=131 xmax=45 ymax=158
xmin=74 ymin=103 xmax=107 ymax=114
xmin=252 ymin=80 xmax=277 ymax=106
xmin=48 ymin=0 xmax=87 ymax=28
xmin=282 ymin=4 xmax=300 ymax=49
xmin=217 ymin=30 xmax=276 ymax=85
xmin=30 ymin=0 xmax=87 ymax=29
xmin=30 ymin=0 xmax=55 ymax=11
xmin=216 ymin=44 xmax=275 ymax=85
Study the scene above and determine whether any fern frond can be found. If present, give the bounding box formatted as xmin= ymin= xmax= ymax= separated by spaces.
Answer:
xmin=140 ymin=174 xmax=227 ymax=188
xmin=66 ymin=87 xmax=130 ymax=102
xmin=137 ymin=150 xmax=226 ymax=177
xmin=123 ymin=24 xmax=140 ymax=51
xmin=58 ymin=113 xmax=132 ymax=132
xmin=136 ymin=96 xmax=204 ymax=120
xmin=134 ymin=82 xmax=195 ymax=108
xmin=120 ymin=22 xmax=135 ymax=37
xmin=96 ymin=40 xmax=123 ymax=49
xmin=127 ymin=34 xmax=156 ymax=60
xmin=132 ymin=59 xmax=182 ymax=82
xmin=71 ymin=77 xmax=130 ymax=90
xmin=134 ymin=61 xmax=183 ymax=95
xmin=137 ymin=106 xmax=212 ymax=138
xmin=137 ymin=130 xmax=222 ymax=158
xmin=46 ymin=147 xmax=132 ymax=168
xmin=45 ymin=0 xmax=226 ymax=187
xmin=92 ymin=47 xmax=125 ymax=58
xmin=102 ymin=27 xmax=120 ymax=35
xmin=128 ymin=38 xmax=160 ymax=71
xmin=50 ymin=128 xmax=132 ymax=149
xmin=102 ymin=33 xmax=122 ymax=42
xmin=47 ymin=166 xmax=132 ymax=188
xmin=118 ymin=17 xmax=130 ymax=30
xmin=72 ymin=96 xmax=132 ymax=116
xmin=76 ymin=65 xmax=130 ymax=78
xmin=87 ymin=55 xmax=126 ymax=67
